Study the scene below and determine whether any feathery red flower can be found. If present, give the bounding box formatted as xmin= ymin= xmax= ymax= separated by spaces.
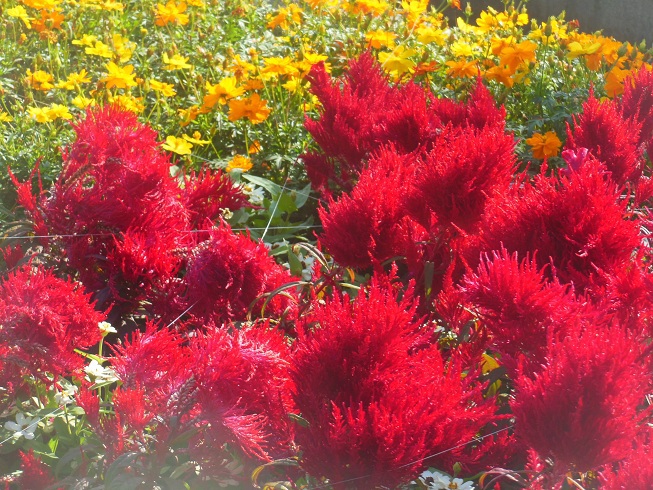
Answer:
xmin=566 ymin=92 xmax=643 ymax=185
xmin=511 ymin=321 xmax=652 ymax=475
xmin=620 ymin=67 xmax=653 ymax=153
xmin=461 ymin=249 xmax=579 ymax=372
xmin=179 ymin=225 xmax=296 ymax=324
xmin=474 ymin=157 xmax=640 ymax=294
xmin=0 ymin=265 xmax=104 ymax=376
xmin=292 ymin=273 xmax=498 ymax=487
xmin=409 ymin=123 xmax=516 ymax=232
xmin=190 ymin=325 xmax=295 ymax=463
xmin=318 ymin=148 xmax=421 ymax=269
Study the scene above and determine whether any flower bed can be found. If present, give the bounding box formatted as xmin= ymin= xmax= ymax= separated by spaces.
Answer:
xmin=1 ymin=0 xmax=653 ymax=488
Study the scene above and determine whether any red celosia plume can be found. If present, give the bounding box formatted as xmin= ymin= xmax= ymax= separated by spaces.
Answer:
xmin=292 ymin=273 xmax=498 ymax=487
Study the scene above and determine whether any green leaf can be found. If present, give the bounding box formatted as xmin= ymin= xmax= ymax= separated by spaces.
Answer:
xmin=286 ymin=248 xmax=303 ymax=277
xmin=242 ymin=174 xmax=281 ymax=198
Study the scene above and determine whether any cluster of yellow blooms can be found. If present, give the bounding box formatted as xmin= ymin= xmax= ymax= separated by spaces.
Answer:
xmin=1 ymin=0 xmax=651 ymax=167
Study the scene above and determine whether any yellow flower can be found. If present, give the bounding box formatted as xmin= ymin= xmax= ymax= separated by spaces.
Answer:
xmin=162 ymin=135 xmax=193 ymax=155
xmin=476 ymin=8 xmax=501 ymax=32
xmin=47 ymin=103 xmax=73 ymax=120
xmin=101 ymin=0 xmax=124 ymax=10
xmin=226 ymin=54 xmax=256 ymax=80
xmin=71 ymin=94 xmax=96 ymax=109
xmin=72 ymin=34 xmax=98 ymax=47
xmin=282 ymin=79 xmax=302 ymax=92
xmin=484 ymin=64 xmax=515 ymax=87
xmin=566 ymin=41 xmax=602 ymax=60
xmin=243 ymin=78 xmax=264 ymax=91
xmin=378 ymin=46 xmax=417 ymax=78
xmin=187 ymin=0 xmax=204 ymax=6
xmin=497 ymin=40 xmax=538 ymax=71
xmin=86 ymin=40 xmax=113 ymax=58
xmin=178 ymin=105 xmax=200 ymax=127
xmin=295 ymin=51 xmax=330 ymax=76
xmin=365 ymin=30 xmax=396 ymax=49
xmin=604 ymin=66 xmax=631 ymax=98
xmin=28 ymin=106 xmax=53 ymax=123
xmin=22 ymin=0 xmax=59 ymax=11
xmin=56 ymin=69 xmax=91 ymax=90
xmin=162 ymin=53 xmax=192 ymax=70
xmin=247 ymin=140 xmax=261 ymax=155
xmin=112 ymin=34 xmax=135 ymax=63
xmin=261 ymin=57 xmax=300 ymax=77
xmin=155 ymin=1 xmax=189 ymax=26
xmin=450 ymin=40 xmax=475 ymax=58
xmin=228 ymin=94 xmax=271 ymax=124
xmin=102 ymin=62 xmax=137 ymax=88
xmin=150 ymin=79 xmax=176 ymax=97
xmin=182 ymin=131 xmax=210 ymax=145
xmin=526 ymin=131 xmax=562 ymax=159
xmin=7 ymin=6 xmax=32 ymax=28
xmin=31 ymin=9 xmax=65 ymax=34
xmin=416 ymin=25 xmax=447 ymax=46
xmin=350 ymin=0 xmax=388 ymax=16
xmin=226 ymin=155 xmax=253 ymax=173
xmin=401 ymin=0 xmax=428 ymax=26
xmin=25 ymin=69 xmax=54 ymax=91
xmin=108 ymin=94 xmax=145 ymax=113
xmin=202 ymin=77 xmax=244 ymax=110
xmin=267 ymin=5 xmax=302 ymax=30
xmin=0 ymin=111 xmax=13 ymax=123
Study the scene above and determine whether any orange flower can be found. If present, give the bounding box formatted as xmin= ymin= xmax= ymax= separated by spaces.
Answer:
xmin=526 ymin=131 xmax=562 ymax=159
xmin=227 ymin=94 xmax=271 ymax=124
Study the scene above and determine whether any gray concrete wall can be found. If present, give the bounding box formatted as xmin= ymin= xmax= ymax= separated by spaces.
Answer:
xmin=454 ymin=1 xmax=653 ymax=45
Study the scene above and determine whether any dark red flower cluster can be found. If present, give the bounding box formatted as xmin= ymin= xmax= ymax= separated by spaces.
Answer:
xmin=11 ymin=106 xmax=249 ymax=319
xmin=291 ymin=274 xmax=498 ymax=487
xmin=301 ymin=52 xmax=653 ymax=488
xmin=0 ymin=265 xmax=104 ymax=377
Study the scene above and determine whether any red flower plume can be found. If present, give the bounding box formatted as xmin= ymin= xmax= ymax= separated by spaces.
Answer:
xmin=0 ymin=265 xmax=104 ymax=377
xmin=511 ymin=321 xmax=652 ymax=475
xmin=292 ymin=273 xmax=498 ymax=487
xmin=318 ymin=148 xmax=422 ymax=269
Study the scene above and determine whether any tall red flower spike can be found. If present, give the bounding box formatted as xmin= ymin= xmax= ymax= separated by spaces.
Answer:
xmin=318 ymin=148 xmax=422 ymax=269
xmin=303 ymin=53 xmax=440 ymax=195
xmin=511 ymin=321 xmax=652 ymax=477
xmin=600 ymin=431 xmax=653 ymax=489
xmin=17 ymin=449 xmax=56 ymax=490
xmin=460 ymin=249 xmax=584 ymax=374
xmin=292 ymin=273 xmax=498 ymax=488
xmin=473 ymin=157 xmax=641 ymax=295
xmin=177 ymin=225 xmax=296 ymax=325
xmin=620 ymin=67 xmax=653 ymax=154
xmin=409 ymin=123 xmax=516 ymax=233
xmin=566 ymin=92 xmax=643 ymax=186
xmin=189 ymin=325 xmax=295 ymax=465
xmin=11 ymin=105 xmax=247 ymax=322
xmin=0 ymin=265 xmax=104 ymax=377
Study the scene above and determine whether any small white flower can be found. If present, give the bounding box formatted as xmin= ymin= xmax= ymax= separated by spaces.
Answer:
xmin=4 ymin=412 xmax=38 ymax=440
xmin=54 ymin=384 xmax=79 ymax=406
xmin=84 ymin=360 xmax=118 ymax=383
xmin=243 ymin=184 xmax=265 ymax=206
xmin=418 ymin=469 xmax=476 ymax=490
xmin=299 ymin=254 xmax=315 ymax=281
xmin=98 ymin=321 xmax=117 ymax=337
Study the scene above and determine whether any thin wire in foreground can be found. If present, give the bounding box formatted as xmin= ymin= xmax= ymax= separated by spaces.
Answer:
xmin=308 ymin=424 xmax=515 ymax=490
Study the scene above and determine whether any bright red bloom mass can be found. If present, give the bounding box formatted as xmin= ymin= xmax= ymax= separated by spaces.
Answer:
xmin=511 ymin=321 xmax=652 ymax=476
xmin=292 ymin=273 xmax=498 ymax=487
xmin=0 ymin=265 xmax=104 ymax=377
